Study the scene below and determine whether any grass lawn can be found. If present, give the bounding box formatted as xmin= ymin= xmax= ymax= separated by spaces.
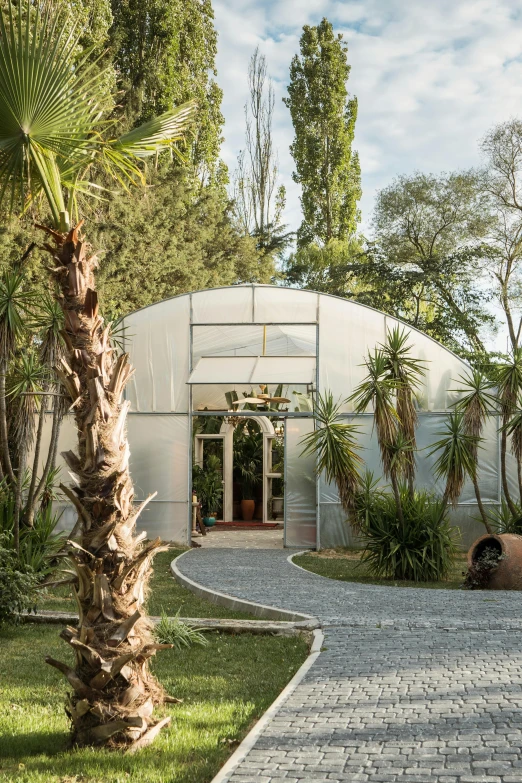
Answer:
xmin=294 ymin=548 xmax=468 ymax=589
xmin=0 ymin=623 xmax=308 ymax=783
xmin=38 ymin=549 xmax=254 ymax=620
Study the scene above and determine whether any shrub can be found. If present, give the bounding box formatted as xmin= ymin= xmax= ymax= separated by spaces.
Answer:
xmin=356 ymin=483 xmax=459 ymax=581
xmin=486 ymin=498 xmax=522 ymax=535
xmin=0 ymin=536 xmax=38 ymax=627
xmin=0 ymin=487 xmax=65 ymax=579
xmin=154 ymin=610 xmax=209 ymax=650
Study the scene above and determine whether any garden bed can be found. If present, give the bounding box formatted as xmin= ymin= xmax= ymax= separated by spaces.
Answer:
xmin=294 ymin=548 xmax=468 ymax=589
xmin=0 ymin=623 xmax=308 ymax=783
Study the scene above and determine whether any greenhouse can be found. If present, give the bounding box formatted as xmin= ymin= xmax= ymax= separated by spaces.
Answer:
xmin=50 ymin=284 xmax=512 ymax=550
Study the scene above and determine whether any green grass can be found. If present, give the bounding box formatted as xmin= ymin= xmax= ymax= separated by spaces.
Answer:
xmin=38 ymin=550 xmax=254 ymax=620
xmin=0 ymin=623 xmax=308 ymax=783
xmin=294 ymin=548 xmax=468 ymax=589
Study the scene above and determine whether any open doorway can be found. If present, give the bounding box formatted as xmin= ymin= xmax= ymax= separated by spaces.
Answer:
xmin=191 ymin=414 xmax=285 ymax=547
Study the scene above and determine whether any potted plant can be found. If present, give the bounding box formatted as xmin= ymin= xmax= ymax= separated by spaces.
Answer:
xmin=234 ymin=429 xmax=263 ymax=522
xmin=192 ymin=456 xmax=223 ymax=526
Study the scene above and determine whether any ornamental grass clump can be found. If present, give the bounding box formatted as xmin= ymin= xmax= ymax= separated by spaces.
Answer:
xmin=356 ymin=483 xmax=458 ymax=582
xmin=155 ymin=611 xmax=208 ymax=650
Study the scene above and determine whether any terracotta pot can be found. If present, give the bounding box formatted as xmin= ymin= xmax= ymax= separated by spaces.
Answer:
xmin=240 ymin=499 xmax=255 ymax=522
xmin=467 ymin=533 xmax=522 ymax=590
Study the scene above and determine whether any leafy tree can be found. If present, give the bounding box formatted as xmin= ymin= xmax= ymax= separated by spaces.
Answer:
xmin=371 ymin=171 xmax=495 ymax=354
xmin=283 ymin=18 xmax=361 ymax=248
xmin=93 ymin=167 xmax=270 ymax=319
xmin=0 ymin=0 xmax=195 ymax=749
xmin=283 ymin=237 xmax=364 ymax=293
xmin=110 ymin=0 xmax=224 ymax=179
xmin=481 ymin=119 xmax=522 ymax=353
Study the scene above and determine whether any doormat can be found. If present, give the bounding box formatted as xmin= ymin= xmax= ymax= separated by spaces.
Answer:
xmin=213 ymin=522 xmax=281 ymax=530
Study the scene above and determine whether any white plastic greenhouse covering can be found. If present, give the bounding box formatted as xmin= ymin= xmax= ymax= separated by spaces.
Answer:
xmin=42 ymin=285 xmax=513 ymax=549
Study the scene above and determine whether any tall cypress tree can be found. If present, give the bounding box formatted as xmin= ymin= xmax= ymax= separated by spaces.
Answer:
xmin=284 ymin=18 xmax=361 ymax=248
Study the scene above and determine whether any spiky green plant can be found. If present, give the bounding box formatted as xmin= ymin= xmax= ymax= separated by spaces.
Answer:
xmin=350 ymin=349 xmax=398 ymax=477
xmin=0 ymin=270 xmax=33 ymax=488
xmin=300 ymin=392 xmax=362 ymax=520
xmin=452 ymin=368 xmax=497 ymax=528
xmin=357 ymin=486 xmax=458 ymax=582
xmin=428 ymin=411 xmax=491 ymax=531
xmin=380 ymin=326 xmax=426 ymax=493
xmin=496 ymin=348 xmax=522 ymax=515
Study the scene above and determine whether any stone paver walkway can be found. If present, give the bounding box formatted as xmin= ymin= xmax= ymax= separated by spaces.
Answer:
xmin=176 ymin=549 xmax=522 ymax=783
xmin=196 ymin=528 xmax=283 ymax=549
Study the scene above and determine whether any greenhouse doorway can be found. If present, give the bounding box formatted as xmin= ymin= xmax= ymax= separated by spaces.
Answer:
xmin=192 ymin=414 xmax=284 ymax=547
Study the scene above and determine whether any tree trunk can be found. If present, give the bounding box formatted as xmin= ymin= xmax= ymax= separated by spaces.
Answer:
xmin=500 ymin=425 xmax=518 ymax=516
xmin=41 ymin=223 xmax=170 ymax=750
xmin=0 ymin=359 xmax=15 ymax=485
xmin=25 ymin=388 xmax=49 ymax=526
xmin=26 ymin=392 xmax=65 ymax=525
xmin=390 ymin=472 xmax=404 ymax=526
xmin=472 ymin=474 xmax=492 ymax=534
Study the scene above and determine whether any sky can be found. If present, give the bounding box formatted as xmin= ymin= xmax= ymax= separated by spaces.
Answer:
xmin=213 ymin=0 xmax=522 ymax=237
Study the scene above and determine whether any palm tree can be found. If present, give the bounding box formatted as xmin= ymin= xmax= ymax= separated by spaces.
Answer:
xmin=428 ymin=411 xmax=492 ymax=532
xmin=380 ymin=326 xmax=426 ymax=496
xmin=300 ymin=392 xmax=362 ymax=522
xmin=496 ymin=350 xmax=522 ymax=514
xmin=0 ymin=1 xmax=196 ymax=749
xmin=350 ymin=349 xmax=408 ymax=522
xmin=452 ymin=368 xmax=497 ymax=527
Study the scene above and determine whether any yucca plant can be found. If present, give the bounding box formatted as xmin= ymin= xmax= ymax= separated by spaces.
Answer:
xmin=428 ymin=411 xmax=492 ymax=532
xmin=380 ymin=326 xmax=426 ymax=495
xmin=350 ymin=349 xmax=398 ymax=476
xmin=496 ymin=349 xmax=522 ymax=515
xmin=357 ymin=485 xmax=458 ymax=582
xmin=300 ymin=391 xmax=362 ymax=521
xmin=0 ymin=0 xmax=196 ymax=749
xmin=451 ymin=369 xmax=497 ymax=530
xmin=8 ymin=351 xmax=46 ymax=548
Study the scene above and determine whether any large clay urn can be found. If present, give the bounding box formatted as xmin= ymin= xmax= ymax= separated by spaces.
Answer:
xmin=241 ymin=499 xmax=255 ymax=521
xmin=467 ymin=533 xmax=522 ymax=590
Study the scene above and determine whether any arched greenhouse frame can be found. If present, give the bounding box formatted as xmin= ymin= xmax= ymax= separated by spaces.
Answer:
xmin=49 ymin=284 xmax=511 ymax=549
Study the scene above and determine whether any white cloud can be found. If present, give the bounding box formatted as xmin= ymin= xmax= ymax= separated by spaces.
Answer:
xmin=213 ymin=0 xmax=522 ymax=236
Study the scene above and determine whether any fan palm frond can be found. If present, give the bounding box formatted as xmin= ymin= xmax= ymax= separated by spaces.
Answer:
xmin=0 ymin=0 xmax=197 ymax=228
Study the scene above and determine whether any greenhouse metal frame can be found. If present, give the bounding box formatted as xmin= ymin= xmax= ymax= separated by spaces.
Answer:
xmin=47 ymin=284 xmax=511 ymax=549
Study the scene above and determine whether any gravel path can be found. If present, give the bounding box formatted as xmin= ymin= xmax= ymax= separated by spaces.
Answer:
xmin=176 ymin=548 xmax=522 ymax=783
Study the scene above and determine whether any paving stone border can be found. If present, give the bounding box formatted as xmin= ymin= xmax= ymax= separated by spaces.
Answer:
xmin=24 ymin=609 xmax=318 ymax=636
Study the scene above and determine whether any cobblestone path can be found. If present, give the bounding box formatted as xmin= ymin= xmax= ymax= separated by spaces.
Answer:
xmin=176 ymin=549 xmax=522 ymax=783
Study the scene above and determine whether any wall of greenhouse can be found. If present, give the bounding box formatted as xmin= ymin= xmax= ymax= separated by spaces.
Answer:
xmin=45 ymin=285 xmax=513 ymax=550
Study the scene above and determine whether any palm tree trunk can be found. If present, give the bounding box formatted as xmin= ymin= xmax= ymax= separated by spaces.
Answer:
xmin=390 ymin=472 xmax=404 ymax=526
xmin=0 ymin=359 xmax=15 ymax=485
xmin=500 ymin=426 xmax=518 ymax=516
xmin=13 ymin=442 xmax=27 ymax=554
xmin=41 ymin=223 xmax=170 ymax=750
xmin=25 ymin=392 xmax=64 ymax=526
xmin=472 ymin=474 xmax=492 ymax=533
xmin=517 ymin=457 xmax=522 ymax=506
xmin=25 ymin=388 xmax=49 ymax=525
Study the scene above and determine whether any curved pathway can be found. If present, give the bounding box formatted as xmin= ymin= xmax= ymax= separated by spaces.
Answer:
xmin=177 ymin=549 xmax=522 ymax=783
